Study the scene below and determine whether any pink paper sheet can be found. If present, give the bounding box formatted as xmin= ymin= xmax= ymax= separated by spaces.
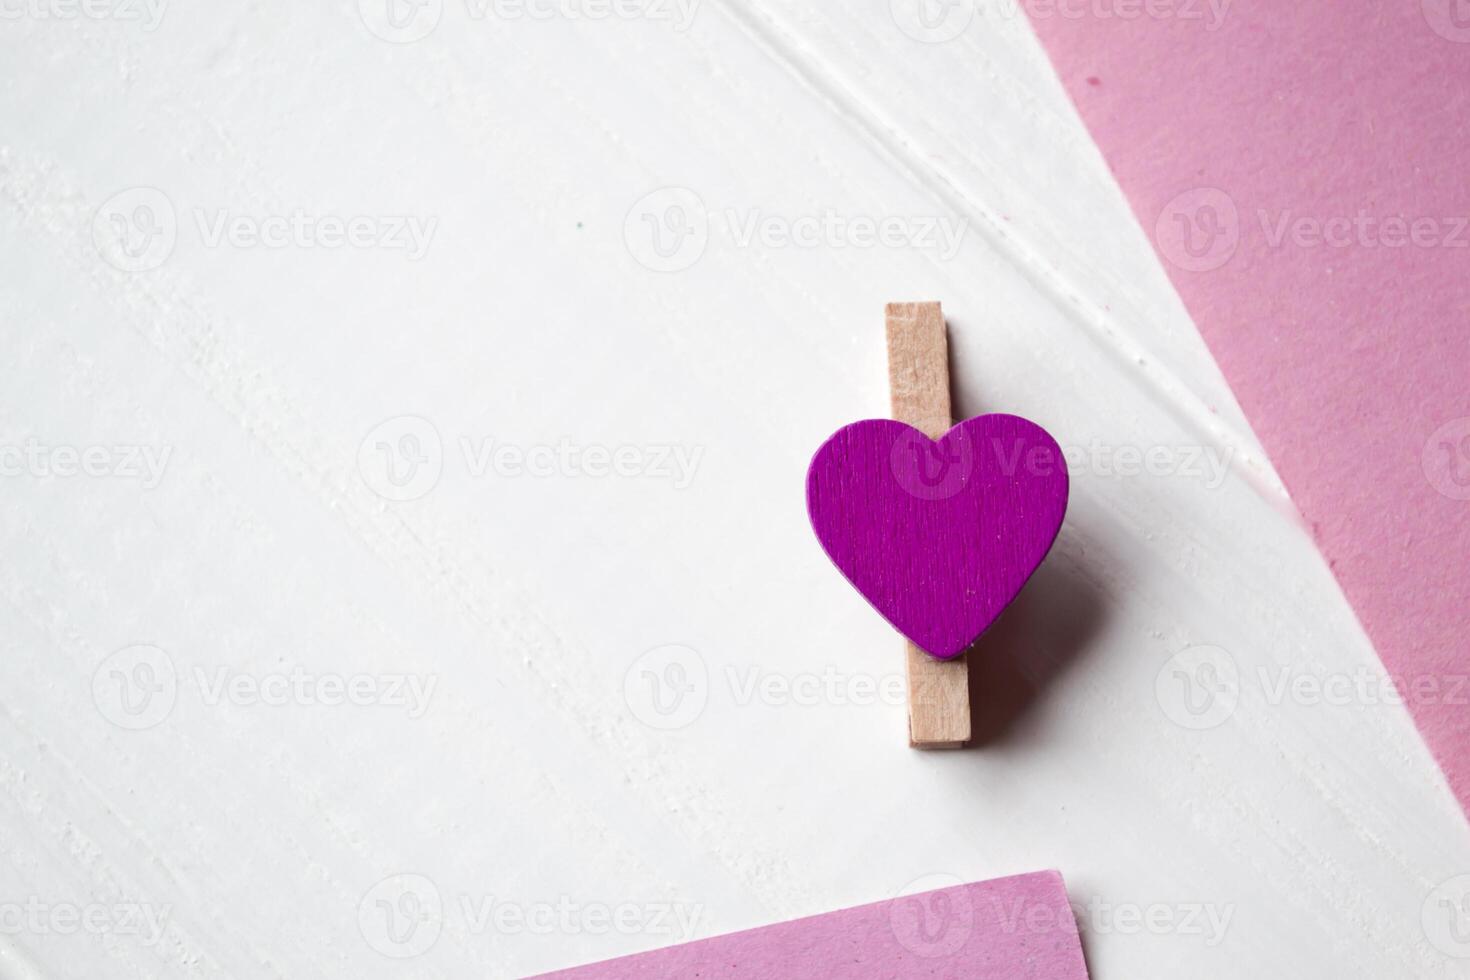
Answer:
xmin=532 ymin=870 xmax=1089 ymax=979
xmin=1025 ymin=1 xmax=1470 ymax=812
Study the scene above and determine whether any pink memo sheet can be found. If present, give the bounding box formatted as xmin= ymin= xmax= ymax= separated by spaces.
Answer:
xmin=531 ymin=870 xmax=1090 ymax=979
xmin=1025 ymin=1 xmax=1470 ymax=813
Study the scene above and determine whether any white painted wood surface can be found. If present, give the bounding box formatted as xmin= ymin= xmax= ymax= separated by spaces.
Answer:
xmin=2 ymin=2 xmax=1468 ymax=977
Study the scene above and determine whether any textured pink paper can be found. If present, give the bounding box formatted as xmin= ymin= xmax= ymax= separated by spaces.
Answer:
xmin=1025 ymin=1 xmax=1470 ymax=812
xmin=532 ymin=870 xmax=1089 ymax=979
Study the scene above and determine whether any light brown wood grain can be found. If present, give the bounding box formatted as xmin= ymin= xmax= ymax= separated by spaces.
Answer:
xmin=885 ymin=302 xmax=972 ymax=749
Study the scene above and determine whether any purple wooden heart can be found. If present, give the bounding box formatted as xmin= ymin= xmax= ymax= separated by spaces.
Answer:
xmin=806 ymin=414 xmax=1069 ymax=660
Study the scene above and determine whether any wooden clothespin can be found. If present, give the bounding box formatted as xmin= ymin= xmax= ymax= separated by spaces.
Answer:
xmin=884 ymin=302 xmax=971 ymax=749
xmin=805 ymin=302 xmax=1068 ymax=751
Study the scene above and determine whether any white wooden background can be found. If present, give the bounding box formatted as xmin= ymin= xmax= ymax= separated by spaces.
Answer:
xmin=2 ymin=2 xmax=1469 ymax=978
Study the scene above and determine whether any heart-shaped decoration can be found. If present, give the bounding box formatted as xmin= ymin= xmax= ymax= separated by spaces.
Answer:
xmin=806 ymin=414 xmax=1069 ymax=660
